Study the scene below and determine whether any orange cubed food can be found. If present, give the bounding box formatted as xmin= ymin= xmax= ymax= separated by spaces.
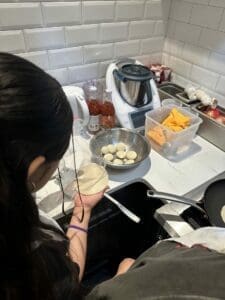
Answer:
xmin=162 ymin=108 xmax=190 ymax=132
xmin=167 ymin=125 xmax=183 ymax=132
xmin=147 ymin=126 xmax=166 ymax=146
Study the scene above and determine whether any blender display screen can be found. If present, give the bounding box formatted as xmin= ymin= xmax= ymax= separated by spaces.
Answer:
xmin=129 ymin=108 xmax=152 ymax=128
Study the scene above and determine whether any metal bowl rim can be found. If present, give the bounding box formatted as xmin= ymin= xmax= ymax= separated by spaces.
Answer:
xmin=89 ymin=128 xmax=151 ymax=169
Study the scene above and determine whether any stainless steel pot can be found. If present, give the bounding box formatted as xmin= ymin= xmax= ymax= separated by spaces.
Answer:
xmin=113 ymin=63 xmax=154 ymax=107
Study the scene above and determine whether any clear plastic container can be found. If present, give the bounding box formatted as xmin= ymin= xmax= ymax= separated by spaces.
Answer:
xmin=100 ymin=90 xmax=116 ymax=129
xmin=161 ymin=98 xmax=182 ymax=107
xmin=83 ymin=80 xmax=103 ymax=134
xmin=145 ymin=105 xmax=202 ymax=159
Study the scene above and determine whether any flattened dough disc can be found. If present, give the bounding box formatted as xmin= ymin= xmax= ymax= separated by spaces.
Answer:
xmin=74 ymin=163 xmax=108 ymax=195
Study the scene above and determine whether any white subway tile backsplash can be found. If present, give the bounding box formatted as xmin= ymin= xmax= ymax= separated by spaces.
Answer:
xmin=0 ymin=0 xmax=167 ymax=87
xmin=65 ymin=25 xmax=99 ymax=47
xmin=215 ymin=76 xmax=225 ymax=96
xmin=0 ymin=3 xmax=42 ymax=29
xmin=129 ymin=20 xmax=155 ymax=39
xmin=69 ymin=63 xmax=99 ymax=83
xmin=174 ymin=22 xmax=201 ymax=44
xmin=208 ymin=52 xmax=225 ymax=76
xmin=170 ymin=0 xmax=192 ymax=23
xmin=141 ymin=37 xmax=164 ymax=54
xmin=99 ymin=60 xmax=113 ymax=78
xmin=145 ymin=0 xmax=162 ymax=20
xmin=83 ymin=1 xmax=114 ymax=24
xmin=150 ymin=52 xmax=162 ymax=64
xmin=218 ymin=97 xmax=225 ymax=108
xmin=166 ymin=19 xmax=176 ymax=38
xmin=185 ymin=0 xmax=209 ymax=4
xmin=134 ymin=55 xmax=151 ymax=66
xmin=190 ymin=4 xmax=223 ymax=30
xmin=161 ymin=52 xmax=171 ymax=66
xmin=24 ymin=27 xmax=64 ymax=51
xmin=116 ymin=1 xmax=144 ymax=21
xmin=190 ymin=65 xmax=219 ymax=90
xmin=42 ymin=2 xmax=81 ymax=26
xmin=0 ymin=30 xmax=25 ymax=53
xmin=47 ymin=68 xmax=69 ymax=86
xmin=100 ymin=22 xmax=128 ymax=42
xmin=114 ymin=40 xmax=140 ymax=58
xmin=199 ymin=28 xmax=225 ymax=54
xmin=154 ymin=20 xmax=165 ymax=36
xmin=2 ymin=0 xmax=223 ymax=106
xmin=48 ymin=47 xmax=83 ymax=69
xmin=164 ymin=0 xmax=225 ymax=107
xmin=167 ymin=56 xmax=192 ymax=78
xmin=209 ymin=0 xmax=225 ymax=7
xmin=134 ymin=53 xmax=162 ymax=65
xmin=181 ymin=44 xmax=210 ymax=67
xmin=219 ymin=11 xmax=225 ymax=32
xmin=164 ymin=38 xmax=184 ymax=58
xmin=84 ymin=44 xmax=113 ymax=63
xmin=162 ymin=0 xmax=171 ymax=21
xmin=172 ymin=72 xmax=193 ymax=88
xmin=149 ymin=52 xmax=162 ymax=63
xmin=6 ymin=0 xmax=225 ymax=108
xmin=18 ymin=51 xmax=49 ymax=70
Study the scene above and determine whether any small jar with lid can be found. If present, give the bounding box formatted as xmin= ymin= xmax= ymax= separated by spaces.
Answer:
xmin=100 ymin=90 xmax=116 ymax=129
xmin=83 ymin=81 xmax=103 ymax=134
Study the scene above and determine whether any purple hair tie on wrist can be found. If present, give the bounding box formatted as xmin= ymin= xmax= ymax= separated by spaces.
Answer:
xmin=68 ymin=224 xmax=88 ymax=233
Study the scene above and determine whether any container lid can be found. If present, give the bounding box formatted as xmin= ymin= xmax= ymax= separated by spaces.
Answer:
xmin=83 ymin=80 xmax=103 ymax=99
xmin=119 ymin=64 xmax=154 ymax=81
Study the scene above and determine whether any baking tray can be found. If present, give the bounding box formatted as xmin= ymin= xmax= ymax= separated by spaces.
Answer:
xmin=176 ymin=92 xmax=201 ymax=105
xmin=158 ymin=83 xmax=184 ymax=98
xmin=158 ymin=83 xmax=225 ymax=152
xmin=192 ymin=104 xmax=225 ymax=152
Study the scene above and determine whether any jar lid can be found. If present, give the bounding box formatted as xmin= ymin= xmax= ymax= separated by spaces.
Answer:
xmin=119 ymin=64 xmax=154 ymax=81
xmin=83 ymin=80 xmax=103 ymax=99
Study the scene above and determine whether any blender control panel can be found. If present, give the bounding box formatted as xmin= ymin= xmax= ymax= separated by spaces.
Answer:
xmin=129 ymin=107 xmax=152 ymax=129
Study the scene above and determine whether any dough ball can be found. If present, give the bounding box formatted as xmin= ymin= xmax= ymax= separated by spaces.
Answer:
xmin=108 ymin=144 xmax=117 ymax=154
xmin=101 ymin=146 xmax=109 ymax=155
xmin=104 ymin=153 xmax=113 ymax=162
xmin=116 ymin=151 xmax=126 ymax=159
xmin=74 ymin=163 xmax=108 ymax=195
xmin=125 ymin=159 xmax=135 ymax=164
xmin=116 ymin=142 xmax=126 ymax=152
xmin=126 ymin=150 xmax=137 ymax=160
xmin=113 ymin=159 xmax=123 ymax=165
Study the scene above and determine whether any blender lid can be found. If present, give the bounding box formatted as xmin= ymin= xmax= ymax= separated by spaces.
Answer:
xmin=120 ymin=64 xmax=154 ymax=81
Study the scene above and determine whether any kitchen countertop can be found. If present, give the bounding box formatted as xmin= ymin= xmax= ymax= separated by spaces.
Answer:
xmin=108 ymin=135 xmax=225 ymax=197
xmin=36 ymin=134 xmax=225 ymax=237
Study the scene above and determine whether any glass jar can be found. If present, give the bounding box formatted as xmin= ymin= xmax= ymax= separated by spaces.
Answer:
xmin=83 ymin=81 xmax=103 ymax=134
xmin=100 ymin=90 xmax=116 ymax=129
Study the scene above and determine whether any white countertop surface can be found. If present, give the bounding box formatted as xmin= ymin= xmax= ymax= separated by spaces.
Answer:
xmin=36 ymin=135 xmax=225 ymax=222
xmin=117 ymin=135 xmax=225 ymax=197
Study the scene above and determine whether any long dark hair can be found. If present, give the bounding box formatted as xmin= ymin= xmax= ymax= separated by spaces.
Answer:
xmin=0 ymin=53 xmax=80 ymax=299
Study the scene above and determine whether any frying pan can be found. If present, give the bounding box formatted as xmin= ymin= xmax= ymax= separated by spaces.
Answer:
xmin=147 ymin=179 xmax=225 ymax=227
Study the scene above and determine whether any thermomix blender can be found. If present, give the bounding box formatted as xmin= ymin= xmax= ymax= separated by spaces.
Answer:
xmin=106 ymin=58 xmax=161 ymax=130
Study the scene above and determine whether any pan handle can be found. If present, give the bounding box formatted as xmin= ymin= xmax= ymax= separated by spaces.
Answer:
xmin=147 ymin=190 xmax=205 ymax=214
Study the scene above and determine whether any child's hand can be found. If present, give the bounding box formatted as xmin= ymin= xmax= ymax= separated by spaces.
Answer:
xmin=115 ymin=258 xmax=135 ymax=276
xmin=74 ymin=186 xmax=109 ymax=212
